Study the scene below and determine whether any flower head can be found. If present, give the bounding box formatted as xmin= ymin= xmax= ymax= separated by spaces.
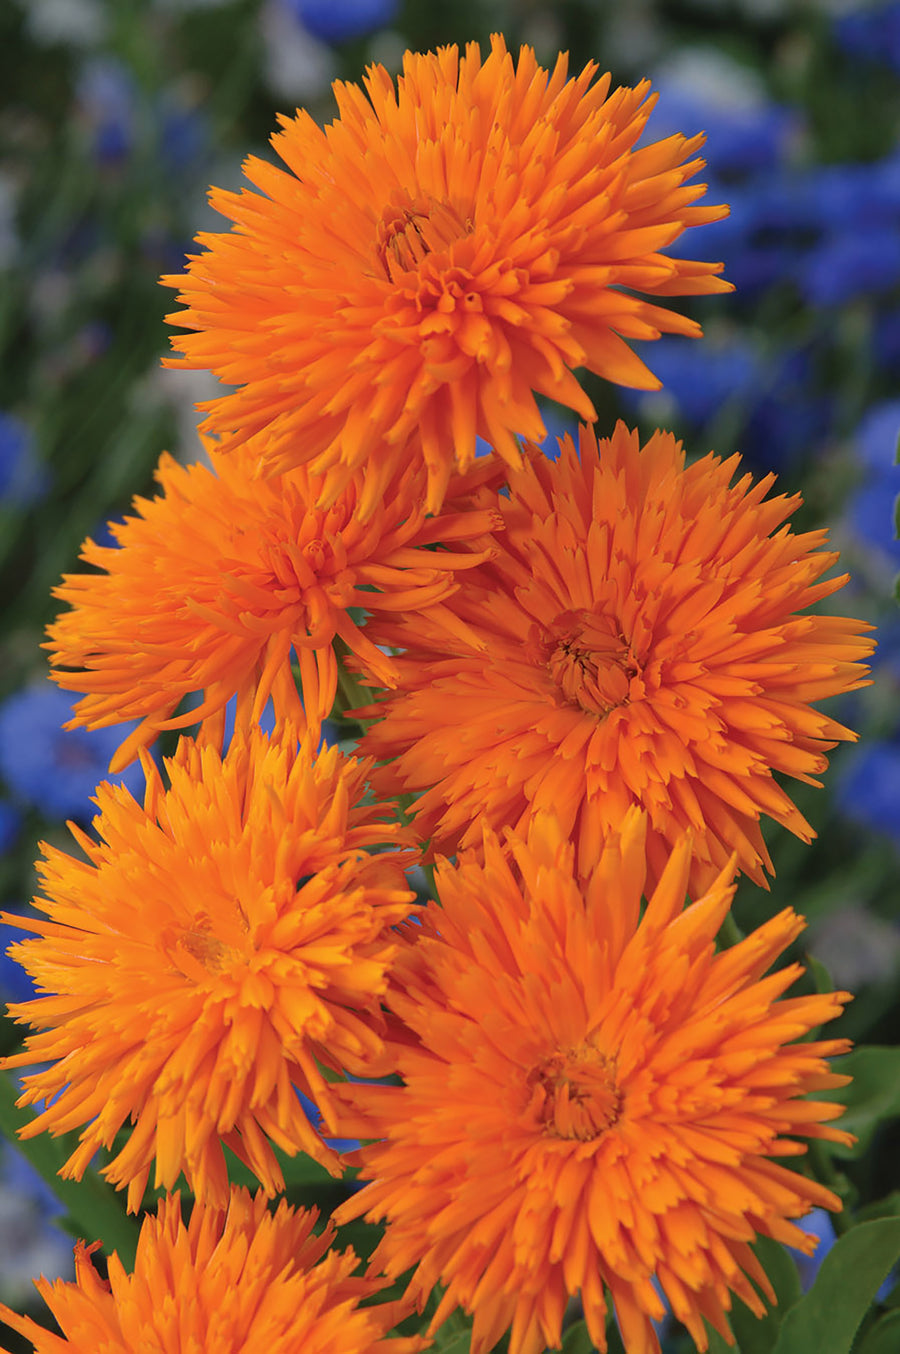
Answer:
xmin=2 ymin=726 xmax=415 ymax=1210
xmin=359 ymin=422 xmax=874 ymax=894
xmin=45 ymin=444 xmax=499 ymax=772
xmin=165 ymin=36 xmax=730 ymax=513
xmin=334 ymin=812 xmax=853 ymax=1354
xmin=0 ymin=1187 xmax=422 ymax=1353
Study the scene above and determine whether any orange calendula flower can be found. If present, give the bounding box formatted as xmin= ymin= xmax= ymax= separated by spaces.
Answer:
xmin=1 ymin=727 xmax=415 ymax=1211
xmin=359 ymin=421 xmax=875 ymax=894
xmin=0 ymin=1187 xmax=422 ymax=1353
xmin=164 ymin=35 xmax=730 ymax=515
xmin=333 ymin=811 xmax=853 ymax=1354
xmin=45 ymin=444 xmax=498 ymax=772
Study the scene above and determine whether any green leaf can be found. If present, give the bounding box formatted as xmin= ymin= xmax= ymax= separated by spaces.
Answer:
xmin=561 ymin=1319 xmax=598 ymax=1353
xmin=770 ymin=1218 xmax=900 ymax=1354
xmin=824 ymin=1048 xmax=900 ymax=1159
xmin=431 ymin=1335 xmax=471 ymax=1354
xmin=857 ymin=1192 xmax=900 ymax=1225
xmin=430 ymin=1308 xmax=474 ymax=1354
xmin=853 ymin=1310 xmax=900 ymax=1354
xmin=0 ymin=1070 xmax=141 ymax=1267
xmin=705 ymin=1329 xmax=735 ymax=1354
xmin=807 ymin=954 xmax=834 ymax=996
xmin=729 ymin=1235 xmax=803 ymax=1354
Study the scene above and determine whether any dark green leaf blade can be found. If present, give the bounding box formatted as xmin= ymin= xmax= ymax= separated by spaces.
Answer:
xmin=770 ymin=1218 xmax=900 ymax=1354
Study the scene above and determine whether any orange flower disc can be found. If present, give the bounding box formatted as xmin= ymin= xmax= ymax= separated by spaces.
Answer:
xmin=45 ymin=445 xmax=499 ymax=772
xmin=164 ymin=35 xmax=731 ymax=514
xmin=334 ymin=812 xmax=853 ymax=1354
xmin=1 ymin=727 xmax=416 ymax=1211
xmin=359 ymin=421 xmax=875 ymax=894
xmin=0 ymin=1188 xmax=423 ymax=1353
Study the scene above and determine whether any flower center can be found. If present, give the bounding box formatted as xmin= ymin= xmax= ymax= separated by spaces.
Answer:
xmin=247 ymin=499 xmax=356 ymax=622
xmin=544 ymin=609 xmax=638 ymax=718
xmin=165 ymin=908 xmax=251 ymax=982
xmin=179 ymin=927 xmax=233 ymax=974
xmin=376 ymin=193 xmax=469 ymax=280
xmin=530 ymin=1047 xmax=621 ymax=1141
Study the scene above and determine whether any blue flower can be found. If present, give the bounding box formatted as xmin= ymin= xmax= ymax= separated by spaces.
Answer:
xmin=794 ymin=1207 xmax=897 ymax=1300
xmin=744 ymin=346 xmax=833 ymax=473
xmin=0 ymin=1142 xmax=73 ymax=1304
xmin=159 ymin=99 xmax=210 ymax=175
xmin=807 ymin=155 xmax=900 ymax=233
xmin=76 ymin=56 xmax=209 ymax=178
xmin=834 ymin=2 xmax=900 ymax=76
xmin=836 ymin=741 xmax=900 ymax=847
xmin=649 ymin=81 xmax=795 ymax=180
xmin=845 ymin=404 xmax=900 ymax=570
xmin=848 ymin=476 xmax=900 ymax=566
xmin=0 ymin=904 xmax=39 ymax=1007
xmin=792 ymin=1209 xmax=838 ymax=1291
xmin=853 ymin=400 xmax=900 ymax=473
xmin=295 ymin=1090 xmax=360 ymax=1154
xmin=283 ymin=0 xmax=398 ymax=45
xmin=0 ymin=412 xmax=49 ymax=507
xmin=620 ymin=333 xmax=762 ymax=428
xmin=76 ymin=57 xmax=135 ymax=165
xmin=0 ymin=684 xmax=145 ymax=821
xmin=874 ymin=308 xmax=900 ymax=372
xmin=801 ymin=224 xmax=900 ymax=307
xmin=0 ymin=799 xmax=21 ymax=854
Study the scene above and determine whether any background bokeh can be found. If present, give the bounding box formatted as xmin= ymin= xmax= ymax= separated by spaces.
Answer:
xmin=1 ymin=0 xmax=899 ymax=1349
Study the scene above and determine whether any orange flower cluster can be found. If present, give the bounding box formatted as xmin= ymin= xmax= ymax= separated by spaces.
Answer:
xmin=0 ymin=1188 xmax=422 ymax=1353
xmin=2 ymin=32 xmax=874 ymax=1354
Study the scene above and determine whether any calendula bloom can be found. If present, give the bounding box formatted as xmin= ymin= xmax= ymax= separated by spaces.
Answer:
xmin=45 ymin=444 xmax=499 ymax=772
xmin=359 ymin=421 xmax=874 ymax=894
xmin=164 ymin=35 xmax=730 ymax=514
xmin=0 ymin=1187 xmax=422 ymax=1353
xmin=333 ymin=811 xmax=853 ymax=1354
xmin=1 ymin=727 xmax=416 ymax=1211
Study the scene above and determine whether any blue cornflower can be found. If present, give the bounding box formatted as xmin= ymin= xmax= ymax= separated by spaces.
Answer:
xmin=834 ymin=2 xmax=900 ymax=75
xmin=844 ymin=402 xmax=900 ymax=573
xmin=296 ymin=1090 xmax=360 ymax=1155
xmin=76 ymin=56 xmax=135 ymax=164
xmin=744 ymin=345 xmax=833 ymax=473
xmin=874 ymin=308 xmax=900 ymax=372
xmin=649 ymin=80 xmax=795 ymax=179
xmin=283 ymin=0 xmax=398 ymax=45
xmin=0 ymin=412 xmax=49 ymax=507
xmin=0 ymin=905 xmax=39 ymax=1007
xmin=836 ymin=741 xmax=900 ymax=847
xmin=0 ymin=684 xmax=145 ymax=821
xmin=801 ymin=223 xmax=900 ymax=307
xmin=854 ymin=399 xmax=900 ymax=472
xmin=0 ymin=799 xmax=21 ymax=854
xmin=76 ymin=55 xmax=209 ymax=178
xmin=0 ymin=1142 xmax=73 ymax=1304
xmin=619 ymin=333 xmax=762 ymax=428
